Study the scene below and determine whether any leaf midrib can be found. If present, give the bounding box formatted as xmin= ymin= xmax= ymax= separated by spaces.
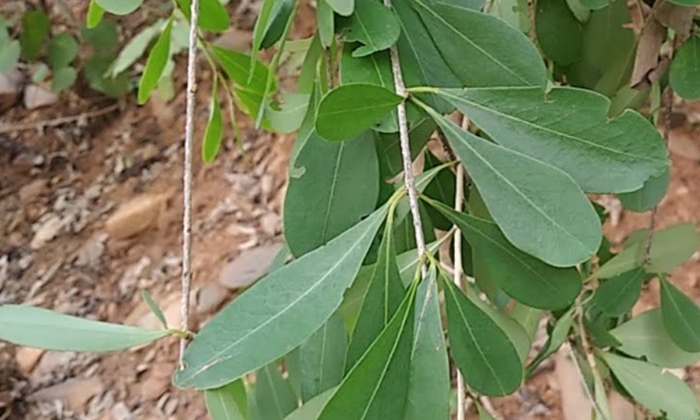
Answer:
xmin=446 ymin=284 xmax=507 ymax=394
xmin=441 ymin=117 xmax=590 ymax=254
xmin=412 ymin=0 xmax=530 ymax=85
xmin=179 ymin=220 xmax=379 ymax=385
xmin=438 ymin=89 xmax=667 ymax=166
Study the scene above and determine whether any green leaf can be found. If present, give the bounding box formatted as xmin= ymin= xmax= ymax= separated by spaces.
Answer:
xmin=393 ymin=0 xmax=459 ymax=114
xmin=0 ymin=40 xmax=20 ymax=73
xmin=50 ymin=66 xmax=77 ymax=93
xmin=108 ymin=22 xmax=161 ymax=77
xmin=610 ymin=309 xmax=700 ymax=368
xmin=212 ymin=46 xmax=277 ymax=123
xmin=567 ymin=0 xmax=635 ymax=96
xmin=20 ymin=11 xmax=50 ymax=61
xmin=317 ymin=282 xmax=417 ymax=420
xmin=422 ymin=151 xmax=456 ymax=231
xmin=299 ymin=314 xmax=347 ymax=401
xmin=511 ymin=303 xmax=543 ymax=341
xmin=173 ymin=205 xmax=388 ymax=389
xmin=346 ymin=220 xmax=405 ymax=369
xmin=176 ymin=0 xmax=231 ymax=33
xmin=268 ymin=93 xmax=311 ymax=134
xmin=442 ymin=278 xmax=523 ymax=396
xmin=342 ymin=0 xmax=400 ymax=57
xmin=255 ymin=363 xmax=298 ymax=420
xmin=316 ymin=84 xmax=403 ymax=141
xmin=326 ymin=0 xmax=354 ymax=15
xmin=593 ymin=223 xmax=700 ymax=279
xmin=95 ymin=0 xmax=144 ymax=14
xmin=535 ymin=0 xmax=583 ymax=66
xmin=425 ymin=198 xmax=582 ymax=308
xmin=661 ymin=276 xmax=700 ymax=353
xmin=261 ymin=0 xmax=295 ymax=49
xmin=425 ymin=108 xmax=601 ymax=267
xmin=527 ymin=308 xmax=574 ymax=372
xmin=435 ymin=87 xmax=669 ymax=194
xmin=140 ymin=290 xmax=168 ymax=329
xmin=203 ymin=84 xmax=224 ymax=163
xmin=601 ymin=352 xmax=700 ymax=420
xmin=86 ymin=1 xmax=105 ymax=29
xmin=205 ymin=381 xmax=248 ymax=420
xmin=85 ymin=54 xmax=129 ymax=97
xmin=377 ymin=119 xmax=436 ymax=179
xmin=666 ymin=0 xmax=700 ymax=7
xmin=47 ymin=33 xmax=78 ymax=69
xmin=283 ymin=388 xmax=337 ymax=420
xmin=284 ymin=130 xmax=379 ymax=256
xmin=32 ymin=63 xmax=49 ymax=83
xmin=670 ymin=35 xmax=700 ymax=100
xmin=592 ymin=268 xmax=645 ymax=317
xmin=578 ymin=0 xmax=611 ymax=8
xmin=338 ymin=241 xmax=441 ymax=335
xmin=138 ymin=19 xmax=173 ymax=105
xmin=489 ymin=0 xmax=531 ymax=33
xmin=317 ymin=0 xmax=335 ymax=48
xmin=403 ymin=265 xmax=450 ymax=420
xmin=410 ymin=0 xmax=546 ymax=87
xmin=82 ymin=20 xmax=119 ymax=52
xmin=250 ymin=0 xmax=276 ymax=78
xmin=0 ymin=305 xmax=167 ymax=351
xmin=618 ymin=168 xmax=669 ymax=212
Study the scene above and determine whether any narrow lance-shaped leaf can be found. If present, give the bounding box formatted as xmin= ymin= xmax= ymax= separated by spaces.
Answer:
xmin=592 ymin=268 xmax=645 ymax=317
xmin=434 ymin=87 xmax=669 ymax=193
xmin=203 ymin=82 xmax=224 ymax=163
xmin=610 ymin=309 xmax=700 ymax=368
xmin=299 ymin=314 xmax=347 ymax=401
xmin=317 ymin=0 xmax=335 ymax=48
xmin=317 ymin=281 xmax=417 ymax=420
xmin=593 ymin=223 xmax=700 ymax=279
xmin=410 ymin=0 xmax=547 ymax=87
xmin=316 ymin=84 xmax=404 ymax=141
xmin=0 ymin=305 xmax=167 ymax=351
xmin=424 ymin=197 xmax=582 ymax=309
xmin=138 ymin=18 xmax=173 ymax=105
xmin=173 ymin=205 xmax=388 ymax=389
xmin=255 ymin=362 xmax=298 ymax=420
xmin=527 ymin=308 xmax=574 ymax=373
xmin=141 ymin=290 xmax=167 ymax=329
xmin=283 ymin=388 xmax=337 ymax=420
xmin=601 ymin=352 xmax=700 ymax=420
xmin=284 ymin=130 xmax=379 ymax=257
xmin=393 ymin=0 xmax=460 ymax=114
xmin=660 ymin=276 xmax=700 ymax=353
xmin=86 ymin=0 xmax=105 ymax=28
xmin=205 ymin=381 xmax=248 ymax=420
xmin=250 ymin=0 xmax=276 ymax=79
xmin=342 ymin=0 xmax=401 ymax=57
xmin=423 ymin=106 xmax=601 ymax=267
xmin=260 ymin=0 xmax=295 ymax=48
xmin=403 ymin=265 xmax=449 ymax=420
xmin=346 ymin=219 xmax=405 ymax=370
xmin=442 ymin=277 xmax=523 ymax=396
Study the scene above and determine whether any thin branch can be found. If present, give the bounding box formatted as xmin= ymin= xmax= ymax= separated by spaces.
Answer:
xmin=384 ymin=0 xmax=427 ymax=271
xmin=0 ymin=104 xmax=119 ymax=134
xmin=453 ymin=130 xmax=466 ymax=420
xmin=179 ymin=0 xmax=200 ymax=369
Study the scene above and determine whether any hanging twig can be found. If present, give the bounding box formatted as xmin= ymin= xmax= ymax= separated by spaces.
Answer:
xmin=453 ymin=122 xmax=467 ymax=420
xmin=383 ymin=0 xmax=427 ymax=272
xmin=179 ymin=0 xmax=201 ymax=369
